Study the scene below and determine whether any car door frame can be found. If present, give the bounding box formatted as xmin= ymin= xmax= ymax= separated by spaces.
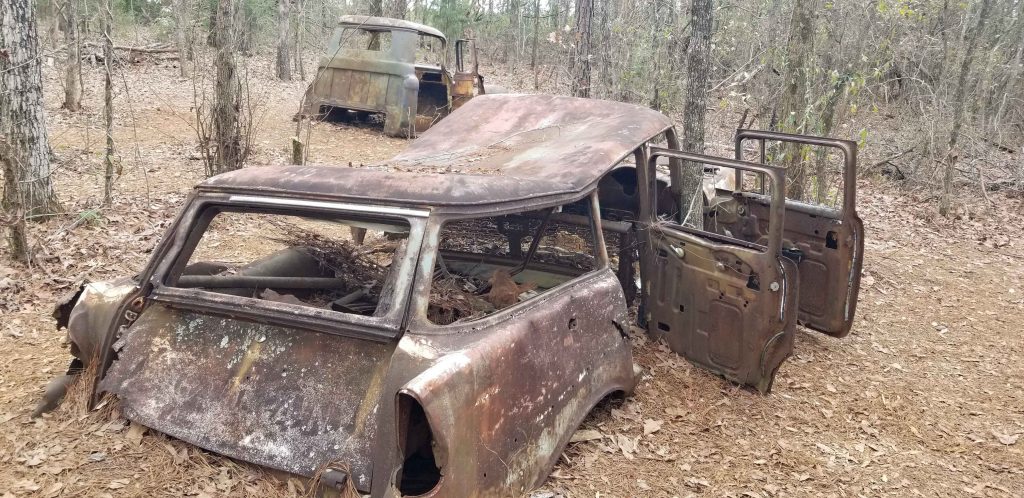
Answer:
xmin=734 ymin=129 xmax=864 ymax=337
xmin=637 ymin=146 xmax=798 ymax=393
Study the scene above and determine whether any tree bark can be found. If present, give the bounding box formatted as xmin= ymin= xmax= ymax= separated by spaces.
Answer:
xmin=103 ymin=0 xmax=115 ymax=205
xmin=210 ymin=0 xmax=243 ymax=175
xmin=940 ymin=0 xmax=994 ymax=216
xmin=61 ymin=0 xmax=82 ymax=111
xmin=679 ymin=0 xmax=714 ymax=226
xmin=777 ymin=0 xmax=818 ymax=199
xmin=293 ymin=0 xmax=305 ymax=80
xmin=0 ymin=136 xmax=31 ymax=262
xmin=569 ymin=0 xmax=593 ymax=98
xmin=0 ymin=0 xmax=59 ymax=218
xmin=172 ymin=0 xmax=191 ymax=77
xmin=390 ymin=0 xmax=407 ymax=19
xmin=276 ymin=0 xmax=291 ymax=81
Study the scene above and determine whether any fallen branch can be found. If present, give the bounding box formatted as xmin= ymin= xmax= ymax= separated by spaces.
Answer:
xmin=869 ymin=147 xmax=917 ymax=171
xmin=83 ymin=42 xmax=178 ymax=54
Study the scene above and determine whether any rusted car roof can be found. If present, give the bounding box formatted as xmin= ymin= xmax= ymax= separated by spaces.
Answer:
xmin=202 ymin=94 xmax=673 ymax=211
xmin=339 ymin=14 xmax=445 ymax=40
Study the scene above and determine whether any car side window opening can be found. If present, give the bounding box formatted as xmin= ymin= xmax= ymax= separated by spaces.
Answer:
xmin=165 ymin=208 xmax=412 ymax=319
xmin=735 ymin=140 xmax=846 ymax=210
xmin=427 ymin=201 xmax=606 ymax=325
xmin=656 ymin=156 xmax=773 ymax=253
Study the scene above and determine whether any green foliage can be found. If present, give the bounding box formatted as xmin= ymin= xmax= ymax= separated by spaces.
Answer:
xmin=77 ymin=209 xmax=105 ymax=226
xmin=116 ymin=0 xmax=165 ymax=24
xmin=423 ymin=0 xmax=482 ymax=40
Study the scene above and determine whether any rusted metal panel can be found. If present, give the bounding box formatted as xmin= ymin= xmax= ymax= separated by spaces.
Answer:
xmin=363 ymin=215 xmax=638 ymax=495
xmin=101 ymin=305 xmax=395 ymax=491
xmin=339 ymin=15 xmax=446 ymax=40
xmin=640 ymin=148 xmax=795 ymax=393
xmin=732 ymin=129 xmax=863 ymax=337
xmin=210 ymin=95 xmax=673 ymax=213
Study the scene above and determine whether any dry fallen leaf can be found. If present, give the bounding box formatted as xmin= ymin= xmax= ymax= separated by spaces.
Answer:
xmin=126 ymin=420 xmax=147 ymax=447
xmin=643 ymin=419 xmax=664 ymax=436
xmin=569 ymin=429 xmax=603 ymax=443
xmin=991 ymin=430 xmax=1019 ymax=446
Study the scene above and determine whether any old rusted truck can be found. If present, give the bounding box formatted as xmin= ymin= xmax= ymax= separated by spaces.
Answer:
xmin=299 ymin=15 xmax=491 ymax=137
xmin=41 ymin=95 xmax=862 ymax=496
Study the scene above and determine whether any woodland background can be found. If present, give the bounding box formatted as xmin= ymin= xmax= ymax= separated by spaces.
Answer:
xmin=1 ymin=0 xmax=1023 ymax=497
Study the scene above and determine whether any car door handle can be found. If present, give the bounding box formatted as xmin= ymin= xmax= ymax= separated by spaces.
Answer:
xmin=669 ymin=244 xmax=685 ymax=258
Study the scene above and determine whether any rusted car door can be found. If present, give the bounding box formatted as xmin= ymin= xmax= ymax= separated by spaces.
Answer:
xmin=638 ymin=148 xmax=798 ymax=393
xmin=734 ymin=130 xmax=864 ymax=337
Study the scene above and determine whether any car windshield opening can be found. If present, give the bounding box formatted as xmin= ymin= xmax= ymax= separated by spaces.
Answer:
xmin=167 ymin=208 xmax=412 ymax=318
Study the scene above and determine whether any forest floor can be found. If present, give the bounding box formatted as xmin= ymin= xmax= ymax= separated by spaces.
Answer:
xmin=1 ymin=55 xmax=1023 ymax=498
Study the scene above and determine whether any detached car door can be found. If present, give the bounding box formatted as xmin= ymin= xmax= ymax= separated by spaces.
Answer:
xmin=734 ymin=130 xmax=864 ymax=337
xmin=637 ymin=148 xmax=798 ymax=393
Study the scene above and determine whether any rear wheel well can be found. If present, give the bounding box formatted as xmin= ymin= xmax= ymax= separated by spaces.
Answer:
xmin=396 ymin=393 xmax=441 ymax=496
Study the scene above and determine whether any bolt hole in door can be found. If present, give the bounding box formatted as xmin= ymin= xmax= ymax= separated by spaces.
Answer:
xmin=678 ymin=305 xmax=685 ymax=313
xmin=397 ymin=394 xmax=441 ymax=496
xmin=568 ymin=317 xmax=578 ymax=329
xmin=657 ymin=322 xmax=671 ymax=332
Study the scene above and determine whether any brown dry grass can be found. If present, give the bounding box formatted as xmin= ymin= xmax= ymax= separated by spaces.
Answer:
xmin=0 ymin=54 xmax=1022 ymax=498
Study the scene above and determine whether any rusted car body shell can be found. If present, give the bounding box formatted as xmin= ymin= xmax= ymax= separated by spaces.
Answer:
xmin=71 ymin=95 xmax=673 ymax=496
xmin=301 ymin=16 xmax=448 ymax=136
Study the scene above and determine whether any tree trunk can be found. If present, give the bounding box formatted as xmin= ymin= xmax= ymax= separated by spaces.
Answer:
xmin=370 ymin=0 xmax=383 ymax=17
xmin=569 ymin=0 xmax=593 ymax=98
xmin=61 ymin=0 xmax=82 ymax=111
xmin=940 ymin=0 xmax=994 ymax=216
xmin=530 ymin=0 xmax=539 ymax=87
xmin=103 ymin=0 xmax=115 ymax=205
xmin=678 ymin=0 xmax=713 ymax=226
xmin=777 ymin=0 xmax=818 ymax=199
xmin=276 ymin=0 xmax=291 ymax=81
xmin=172 ymin=0 xmax=191 ymax=77
xmin=0 ymin=0 xmax=58 ymax=218
xmin=211 ymin=0 xmax=243 ymax=176
xmin=0 ymin=136 xmax=31 ymax=262
xmin=390 ymin=0 xmax=406 ymax=19
xmin=293 ymin=0 xmax=305 ymax=80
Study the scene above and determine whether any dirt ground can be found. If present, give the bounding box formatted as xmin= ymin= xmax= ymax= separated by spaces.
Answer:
xmin=1 ymin=55 xmax=1022 ymax=498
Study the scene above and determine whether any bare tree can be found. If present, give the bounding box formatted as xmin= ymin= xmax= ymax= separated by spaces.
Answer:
xmin=370 ymin=0 xmax=383 ymax=17
xmin=60 ymin=0 xmax=82 ymax=111
xmin=390 ymin=0 xmax=407 ymax=19
xmin=940 ymin=0 xmax=994 ymax=216
xmin=678 ymin=0 xmax=714 ymax=226
xmin=171 ymin=0 xmax=193 ymax=77
xmin=276 ymin=0 xmax=292 ymax=81
xmin=210 ymin=0 xmax=244 ymax=175
xmin=777 ymin=0 xmax=819 ymax=198
xmin=569 ymin=0 xmax=594 ymax=98
xmin=102 ymin=0 xmax=115 ymax=204
xmin=0 ymin=0 xmax=58 ymax=220
xmin=293 ymin=0 xmax=306 ymax=80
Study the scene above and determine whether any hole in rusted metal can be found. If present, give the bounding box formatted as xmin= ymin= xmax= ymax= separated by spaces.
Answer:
xmin=826 ymin=231 xmax=839 ymax=249
xmin=568 ymin=317 xmax=578 ymax=329
xmin=657 ymin=322 xmax=670 ymax=332
xmin=397 ymin=394 xmax=441 ymax=496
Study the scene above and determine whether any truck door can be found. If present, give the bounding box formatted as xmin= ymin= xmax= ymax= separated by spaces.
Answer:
xmin=734 ymin=130 xmax=864 ymax=337
xmin=638 ymin=148 xmax=798 ymax=393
